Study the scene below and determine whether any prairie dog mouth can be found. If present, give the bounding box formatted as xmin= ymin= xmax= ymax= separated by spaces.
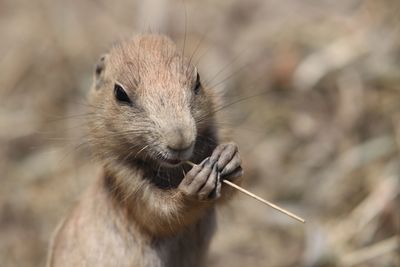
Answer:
xmin=158 ymin=142 xmax=194 ymax=166
xmin=158 ymin=147 xmax=194 ymax=167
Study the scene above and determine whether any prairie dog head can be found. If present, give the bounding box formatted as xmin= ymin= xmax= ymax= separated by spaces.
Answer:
xmin=89 ymin=34 xmax=217 ymax=168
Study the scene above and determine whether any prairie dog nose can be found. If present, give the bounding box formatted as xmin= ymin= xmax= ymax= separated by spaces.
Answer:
xmin=165 ymin=126 xmax=195 ymax=153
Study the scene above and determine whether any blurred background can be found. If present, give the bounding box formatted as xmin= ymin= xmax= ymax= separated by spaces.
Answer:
xmin=0 ymin=0 xmax=399 ymax=266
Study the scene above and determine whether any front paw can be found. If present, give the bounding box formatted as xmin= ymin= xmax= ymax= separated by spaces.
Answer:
xmin=178 ymin=158 xmax=221 ymax=201
xmin=210 ymin=142 xmax=243 ymax=182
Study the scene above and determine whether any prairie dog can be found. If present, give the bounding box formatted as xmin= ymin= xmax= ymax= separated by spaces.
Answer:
xmin=47 ymin=34 xmax=243 ymax=267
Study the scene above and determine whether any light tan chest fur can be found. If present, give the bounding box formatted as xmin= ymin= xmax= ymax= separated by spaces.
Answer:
xmin=48 ymin=178 xmax=216 ymax=267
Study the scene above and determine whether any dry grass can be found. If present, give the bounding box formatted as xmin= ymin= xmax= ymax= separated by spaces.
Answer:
xmin=0 ymin=0 xmax=399 ymax=266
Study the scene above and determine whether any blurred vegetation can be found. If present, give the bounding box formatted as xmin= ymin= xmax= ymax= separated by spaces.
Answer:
xmin=0 ymin=0 xmax=399 ymax=266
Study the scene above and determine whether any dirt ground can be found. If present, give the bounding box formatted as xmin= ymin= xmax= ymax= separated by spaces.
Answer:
xmin=0 ymin=0 xmax=399 ymax=266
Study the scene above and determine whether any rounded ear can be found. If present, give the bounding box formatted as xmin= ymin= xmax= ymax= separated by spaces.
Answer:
xmin=94 ymin=54 xmax=108 ymax=90
xmin=95 ymin=54 xmax=107 ymax=76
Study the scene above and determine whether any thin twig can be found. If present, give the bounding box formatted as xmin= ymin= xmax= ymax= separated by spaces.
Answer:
xmin=185 ymin=161 xmax=306 ymax=223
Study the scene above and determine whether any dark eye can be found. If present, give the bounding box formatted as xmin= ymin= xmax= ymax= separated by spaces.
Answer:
xmin=194 ymin=72 xmax=201 ymax=95
xmin=114 ymin=83 xmax=132 ymax=104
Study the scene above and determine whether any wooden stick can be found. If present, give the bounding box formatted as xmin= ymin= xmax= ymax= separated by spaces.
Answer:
xmin=185 ymin=161 xmax=306 ymax=223
xmin=222 ymin=180 xmax=305 ymax=223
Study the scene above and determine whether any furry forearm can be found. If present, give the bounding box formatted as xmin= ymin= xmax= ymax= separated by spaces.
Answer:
xmin=130 ymin=185 xmax=210 ymax=236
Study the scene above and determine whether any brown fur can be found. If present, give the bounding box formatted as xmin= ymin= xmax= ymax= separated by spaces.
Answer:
xmin=47 ymin=34 xmax=239 ymax=267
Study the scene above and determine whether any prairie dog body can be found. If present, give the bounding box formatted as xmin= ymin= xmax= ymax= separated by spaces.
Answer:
xmin=48 ymin=34 xmax=243 ymax=267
